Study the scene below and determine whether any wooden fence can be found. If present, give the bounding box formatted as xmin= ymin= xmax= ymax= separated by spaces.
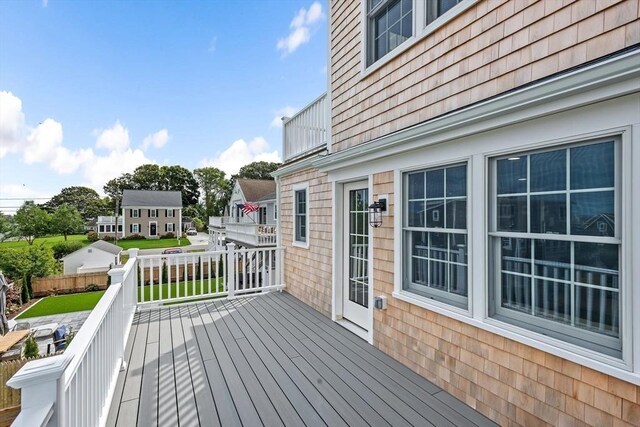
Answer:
xmin=32 ymin=272 xmax=109 ymax=297
xmin=0 ymin=358 xmax=24 ymax=427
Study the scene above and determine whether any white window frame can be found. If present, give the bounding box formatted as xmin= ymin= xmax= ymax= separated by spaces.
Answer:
xmin=131 ymin=223 xmax=140 ymax=234
xmin=361 ymin=0 xmax=477 ymax=76
xmin=402 ymin=161 xmax=470 ymax=310
xmin=167 ymin=209 xmax=174 ymax=218
xmin=488 ymin=138 xmax=622 ymax=359
xmin=132 ymin=209 xmax=139 ymax=218
xmin=292 ymin=182 xmax=309 ymax=249
xmin=166 ymin=223 xmax=175 ymax=233
xmin=390 ymin=128 xmax=635 ymax=379
xmin=149 ymin=209 xmax=158 ymax=218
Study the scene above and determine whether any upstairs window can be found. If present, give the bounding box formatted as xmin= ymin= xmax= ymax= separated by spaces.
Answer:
xmin=426 ymin=0 xmax=463 ymax=26
xmin=368 ymin=0 xmax=413 ymax=65
xmin=149 ymin=209 xmax=157 ymax=218
xmin=131 ymin=209 xmax=139 ymax=218
xmin=166 ymin=209 xmax=174 ymax=217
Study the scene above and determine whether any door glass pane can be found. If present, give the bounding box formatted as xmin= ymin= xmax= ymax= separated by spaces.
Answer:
xmin=349 ymin=188 xmax=369 ymax=308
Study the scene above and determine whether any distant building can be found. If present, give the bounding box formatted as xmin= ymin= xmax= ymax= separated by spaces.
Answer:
xmin=121 ymin=190 xmax=182 ymax=239
xmin=62 ymin=240 xmax=122 ymax=274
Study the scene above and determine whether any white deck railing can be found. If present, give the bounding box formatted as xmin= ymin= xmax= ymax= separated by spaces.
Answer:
xmin=282 ymin=93 xmax=328 ymax=162
xmin=225 ymin=223 xmax=277 ymax=247
xmin=7 ymin=251 xmax=139 ymax=427
xmin=208 ymin=216 xmax=227 ymax=228
xmin=8 ymin=244 xmax=284 ymax=426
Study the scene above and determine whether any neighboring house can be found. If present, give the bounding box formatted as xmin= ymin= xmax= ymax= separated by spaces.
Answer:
xmin=275 ymin=1 xmax=639 ymax=426
xmin=121 ymin=190 xmax=182 ymax=239
xmin=62 ymin=240 xmax=122 ymax=275
xmin=85 ymin=218 xmax=97 ymax=233
xmin=95 ymin=216 xmax=123 ymax=238
xmin=209 ymin=179 xmax=277 ymax=249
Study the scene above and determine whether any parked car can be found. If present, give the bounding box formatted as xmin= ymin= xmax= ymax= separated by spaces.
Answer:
xmin=162 ymin=248 xmax=183 ymax=254
xmin=186 ymin=228 xmax=197 ymax=236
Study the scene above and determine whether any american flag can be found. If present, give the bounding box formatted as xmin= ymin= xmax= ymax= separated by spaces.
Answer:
xmin=238 ymin=202 xmax=260 ymax=214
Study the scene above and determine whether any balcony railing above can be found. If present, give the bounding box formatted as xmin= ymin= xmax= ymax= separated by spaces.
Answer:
xmin=282 ymin=92 xmax=328 ymax=162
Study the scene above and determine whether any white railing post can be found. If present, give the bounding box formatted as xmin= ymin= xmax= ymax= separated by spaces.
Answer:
xmin=127 ymin=248 xmax=139 ymax=310
xmin=277 ymin=248 xmax=283 ymax=289
xmin=108 ymin=266 xmax=127 ymax=370
xmin=226 ymin=242 xmax=236 ymax=299
xmin=7 ymin=354 xmax=72 ymax=427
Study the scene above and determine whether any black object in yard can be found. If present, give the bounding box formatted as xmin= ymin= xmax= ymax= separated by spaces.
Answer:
xmin=53 ymin=325 xmax=68 ymax=351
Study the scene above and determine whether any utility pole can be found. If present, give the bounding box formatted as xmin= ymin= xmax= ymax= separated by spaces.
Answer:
xmin=114 ymin=198 xmax=120 ymax=245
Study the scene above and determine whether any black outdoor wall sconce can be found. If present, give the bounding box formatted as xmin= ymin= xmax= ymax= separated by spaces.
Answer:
xmin=368 ymin=198 xmax=387 ymax=228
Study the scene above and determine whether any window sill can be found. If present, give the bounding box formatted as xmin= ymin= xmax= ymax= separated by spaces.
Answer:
xmin=292 ymin=240 xmax=309 ymax=250
xmin=391 ymin=290 xmax=639 ymax=385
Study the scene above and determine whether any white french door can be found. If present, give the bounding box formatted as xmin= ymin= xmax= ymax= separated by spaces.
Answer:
xmin=342 ymin=181 xmax=370 ymax=330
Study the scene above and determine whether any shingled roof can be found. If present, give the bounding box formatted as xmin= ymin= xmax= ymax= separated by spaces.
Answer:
xmin=121 ymin=190 xmax=182 ymax=208
xmin=237 ymin=179 xmax=276 ymax=202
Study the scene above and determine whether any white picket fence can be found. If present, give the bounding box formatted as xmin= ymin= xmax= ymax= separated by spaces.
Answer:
xmin=7 ymin=244 xmax=284 ymax=427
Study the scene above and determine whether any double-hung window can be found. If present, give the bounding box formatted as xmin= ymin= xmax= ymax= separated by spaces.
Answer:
xmin=131 ymin=209 xmax=139 ymax=218
xmin=166 ymin=223 xmax=175 ymax=232
xmin=367 ymin=0 xmax=413 ymax=66
xmin=426 ymin=0 xmax=464 ymax=26
xmin=403 ymin=163 xmax=468 ymax=309
xmin=166 ymin=209 xmax=174 ymax=218
xmin=149 ymin=209 xmax=157 ymax=218
xmin=294 ymin=187 xmax=308 ymax=245
xmin=489 ymin=139 xmax=621 ymax=358
xmin=131 ymin=223 xmax=140 ymax=233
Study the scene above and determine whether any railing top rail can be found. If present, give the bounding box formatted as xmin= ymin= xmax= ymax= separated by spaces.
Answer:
xmin=137 ymin=249 xmax=227 ymax=260
xmin=282 ymin=92 xmax=327 ymax=125
xmin=234 ymin=246 xmax=284 ymax=254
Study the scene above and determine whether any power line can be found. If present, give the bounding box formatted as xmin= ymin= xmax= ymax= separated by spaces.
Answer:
xmin=0 ymin=197 xmax=51 ymax=200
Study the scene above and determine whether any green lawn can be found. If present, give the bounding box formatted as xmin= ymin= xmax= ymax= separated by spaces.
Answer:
xmin=117 ymin=238 xmax=191 ymax=250
xmin=0 ymin=234 xmax=90 ymax=249
xmin=139 ymin=278 xmax=224 ymax=302
xmin=16 ymin=291 xmax=106 ymax=319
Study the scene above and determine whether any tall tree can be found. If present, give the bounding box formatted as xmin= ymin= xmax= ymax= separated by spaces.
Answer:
xmin=103 ymin=173 xmax=135 ymax=207
xmin=44 ymin=186 xmax=109 ymax=220
xmin=236 ymin=161 xmax=281 ymax=180
xmin=132 ymin=164 xmax=163 ymax=190
xmin=51 ymin=204 xmax=85 ymax=240
xmin=14 ymin=202 xmax=51 ymax=245
xmin=0 ymin=244 xmax=57 ymax=302
xmin=194 ymin=167 xmax=230 ymax=217
xmin=162 ymin=165 xmax=200 ymax=206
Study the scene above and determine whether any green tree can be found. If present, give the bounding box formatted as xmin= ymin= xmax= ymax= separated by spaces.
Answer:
xmin=194 ymin=167 xmax=230 ymax=217
xmin=14 ymin=202 xmax=51 ymax=245
xmin=183 ymin=203 xmax=207 ymax=225
xmin=0 ymin=244 xmax=57 ymax=302
xmin=103 ymin=173 xmax=135 ymax=210
xmin=236 ymin=161 xmax=281 ymax=180
xmin=43 ymin=186 xmax=109 ymax=221
xmin=132 ymin=164 xmax=163 ymax=190
xmin=23 ymin=335 xmax=39 ymax=358
xmin=162 ymin=165 xmax=200 ymax=206
xmin=0 ymin=214 xmax=17 ymax=242
xmin=51 ymin=204 xmax=85 ymax=240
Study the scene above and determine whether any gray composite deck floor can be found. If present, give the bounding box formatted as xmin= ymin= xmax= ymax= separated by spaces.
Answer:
xmin=106 ymin=292 xmax=498 ymax=427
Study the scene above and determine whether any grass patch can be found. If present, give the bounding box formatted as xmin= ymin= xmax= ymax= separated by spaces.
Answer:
xmin=16 ymin=291 xmax=106 ymax=319
xmin=138 ymin=278 xmax=224 ymax=302
xmin=117 ymin=238 xmax=191 ymax=250
xmin=0 ymin=234 xmax=90 ymax=249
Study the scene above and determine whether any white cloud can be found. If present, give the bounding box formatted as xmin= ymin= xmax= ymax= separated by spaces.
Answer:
xmin=277 ymin=1 xmax=324 ymax=56
xmin=0 ymin=91 xmax=26 ymax=158
xmin=23 ymin=118 xmax=63 ymax=165
xmin=42 ymin=0 xmax=48 ymax=7
xmin=270 ymin=106 xmax=298 ymax=128
xmin=83 ymin=148 xmax=152 ymax=190
xmin=95 ymin=121 xmax=130 ymax=152
xmin=199 ymin=137 xmax=281 ymax=176
xmin=142 ymin=129 xmax=170 ymax=150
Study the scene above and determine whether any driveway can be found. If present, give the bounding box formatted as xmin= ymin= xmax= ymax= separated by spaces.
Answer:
xmin=122 ymin=232 xmax=210 ymax=256
xmin=186 ymin=231 xmax=209 ymax=246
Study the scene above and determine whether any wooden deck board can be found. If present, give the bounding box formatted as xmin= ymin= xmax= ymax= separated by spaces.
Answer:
xmin=107 ymin=292 xmax=499 ymax=427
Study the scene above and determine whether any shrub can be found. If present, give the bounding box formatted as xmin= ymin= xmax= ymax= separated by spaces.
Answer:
xmin=102 ymin=235 xmax=114 ymax=242
xmin=161 ymin=232 xmax=176 ymax=239
xmin=23 ymin=335 xmax=39 ymax=359
xmin=51 ymin=241 xmax=84 ymax=259
xmin=122 ymin=233 xmax=145 ymax=241
xmin=181 ymin=233 xmax=187 ymax=239
xmin=85 ymin=283 xmax=100 ymax=292
xmin=87 ymin=231 xmax=99 ymax=242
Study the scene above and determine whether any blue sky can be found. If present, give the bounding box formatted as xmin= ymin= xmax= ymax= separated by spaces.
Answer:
xmin=0 ymin=0 xmax=327 ymax=213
